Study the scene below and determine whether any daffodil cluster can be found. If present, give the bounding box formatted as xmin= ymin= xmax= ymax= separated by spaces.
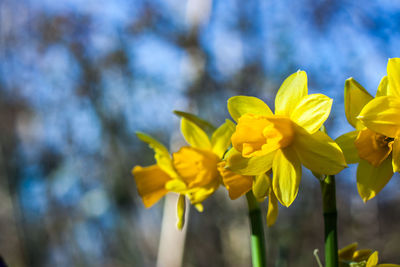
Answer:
xmin=132 ymin=70 xmax=349 ymax=227
xmin=131 ymin=60 xmax=400 ymax=266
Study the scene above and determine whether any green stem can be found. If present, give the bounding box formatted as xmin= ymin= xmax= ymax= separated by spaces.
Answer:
xmin=320 ymin=175 xmax=338 ymax=267
xmin=246 ymin=191 xmax=266 ymax=267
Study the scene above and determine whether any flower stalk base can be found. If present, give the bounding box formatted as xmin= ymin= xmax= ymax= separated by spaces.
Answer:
xmin=320 ymin=175 xmax=338 ymax=267
xmin=246 ymin=192 xmax=266 ymax=267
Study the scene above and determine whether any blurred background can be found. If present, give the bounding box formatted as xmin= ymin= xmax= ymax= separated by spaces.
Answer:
xmin=1 ymin=0 xmax=400 ymax=266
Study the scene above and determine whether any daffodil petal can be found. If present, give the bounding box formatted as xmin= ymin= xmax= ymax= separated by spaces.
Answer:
xmin=353 ymin=249 xmax=374 ymax=262
xmin=357 ymin=158 xmax=393 ymax=202
xmin=227 ymin=95 xmax=273 ymax=122
xmin=211 ymin=119 xmax=236 ymax=158
xmin=272 ymin=147 xmax=301 ymax=207
xmin=226 ymin=148 xmax=275 ymax=176
xmin=387 ymin=58 xmax=400 ymax=98
xmin=377 ymin=264 xmax=400 ymax=267
xmin=267 ymin=190 xmax=278 ymax=227
xmin=132 ymin=165 xmax=171 ymax=208
xmin=136 ymin=132 xmax=178 ymax=178
xmin=376 ymin=76 xmax=389 ymax=97
xmin=338 ymin=242 xmax=358 ymax=261
xmin=293 ymin=127 xmax=347 ymax=175
xmin=392 ymin=138 xmax=400 ymax=173
xmin=290 ymin=94 xmax=332 ymax=134
xmin=176 ymin=194 xmax=186 ymax=230
xmin=344 ymin=78 xmax=373 ymax=130
xmin=252 ymin=173 xmax=271 ymax=200
xmin=165 ymin=179 xmax=187 ymax=192
xmin=358 ymin=96 xmax=400 ymax=137
xmin=136 ymin=132 xmax=169 ymax=155
xmin=275 ymin=70 xmax=307 ymax=116
xmin=366 ymin=251 xmax=379 ymax=267
xmin=187 ymin=179 xmax=220 ymax=204
xmin=194 ymin=203 xmax=204 ymax=212
xmin=181 ymin=118 xmax=212 ymax=149
xmin=218 ymin=161 xmax=252 ymax=200
xmin=335 ymin=131 xmax=360 ymax=164
xmin=173 ymin=110 xmax=216 ymax=134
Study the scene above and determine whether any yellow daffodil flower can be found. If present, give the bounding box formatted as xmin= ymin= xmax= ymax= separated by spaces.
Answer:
xmin=132 ymin=116 xmax=235 ymax=228
xmin=338 ymin=243 xmax=400 ymax=267
xmin=225 ymin=70 xmax=347 ymax=207
xmin=357 ymin=58 xmax=400 ymax=176
xmin=166 ymin=117 xmax=235 ymax=204
xmin=336 ymin=61 xmax=398 ymax=202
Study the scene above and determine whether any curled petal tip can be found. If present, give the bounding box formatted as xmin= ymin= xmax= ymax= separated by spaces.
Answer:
xmin=282 ymin=203 xmax=291 ymax=208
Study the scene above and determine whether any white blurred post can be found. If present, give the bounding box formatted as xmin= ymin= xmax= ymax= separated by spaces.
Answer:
xmin=156 ymin=194 xmax=189 ymax=267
